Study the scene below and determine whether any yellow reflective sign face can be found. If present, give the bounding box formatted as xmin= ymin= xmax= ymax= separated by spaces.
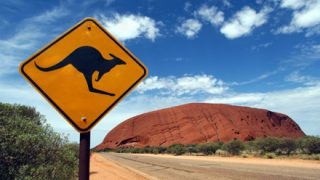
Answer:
xmin=19 ymin=18 xmax=148 ymax=132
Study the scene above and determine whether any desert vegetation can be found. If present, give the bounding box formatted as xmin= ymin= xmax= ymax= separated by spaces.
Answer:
xmin=99 ymin=136 xmax=320 ymax=160
xmin=0 ymin=103 xmax=79 ymax=179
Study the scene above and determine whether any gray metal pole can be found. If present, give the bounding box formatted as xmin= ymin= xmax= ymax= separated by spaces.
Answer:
xmin=79 ymin=131 xmax=90 ymax=180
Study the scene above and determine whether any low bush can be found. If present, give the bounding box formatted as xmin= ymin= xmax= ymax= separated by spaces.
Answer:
xmin=265 ymin=152 xmax=276 ymax=159
xmin=254 ymin=137 xmax=281 ymax=154
xmin=167 ymin=144 xmax=186 ymax=155
xmin=185 ymin=144 xmax=198 ymax=154
xmin=222 ymin=139 xmax=245 ymax=155
xmin=241 ymin=153 xmax=248 ymax=158
xmin=0 ymin=103 xmax=78 ymax=179
xmin=215 ymin=149 xmax=229 ymax=157
xmin=197 ymin=142 xmax=222 ymax=155
xmin=298 ymin=136 xmax=320 ymax=154
xmin=277 ymin=138 xmax=297 ymax=155
xmin=150 ymin=146 xmax=167 ymax=154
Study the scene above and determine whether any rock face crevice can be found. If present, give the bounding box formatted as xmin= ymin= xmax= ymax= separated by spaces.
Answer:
xmin=95 ymin=103 xmax=305 ymax=150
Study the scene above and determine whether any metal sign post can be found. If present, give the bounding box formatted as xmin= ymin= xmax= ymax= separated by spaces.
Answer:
xmin=79 ymin=131 xmax=90 ymax=180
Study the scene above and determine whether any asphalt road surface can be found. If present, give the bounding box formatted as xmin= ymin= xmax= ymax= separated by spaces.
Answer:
xmin=100 ymin=152 xmax=320 ymax=180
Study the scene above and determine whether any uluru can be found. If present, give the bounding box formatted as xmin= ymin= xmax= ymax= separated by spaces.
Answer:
xmin=96 ymin=103 xmax=305 ymax=150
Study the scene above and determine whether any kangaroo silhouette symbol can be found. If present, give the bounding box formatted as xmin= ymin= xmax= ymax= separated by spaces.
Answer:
xmin=35 ymin=46 xmax=126 ymax=96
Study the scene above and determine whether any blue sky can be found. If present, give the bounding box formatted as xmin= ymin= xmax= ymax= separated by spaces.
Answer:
xmin=1 ymin=0 xmax=320 ymax=147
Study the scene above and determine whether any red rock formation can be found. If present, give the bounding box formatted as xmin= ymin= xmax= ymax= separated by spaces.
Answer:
xmin=95 ymin=103 xmax=305 ymax=150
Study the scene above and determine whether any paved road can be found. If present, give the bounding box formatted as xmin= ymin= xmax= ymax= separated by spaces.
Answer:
xmin=100 ymin=153 xmax=320 ymax=180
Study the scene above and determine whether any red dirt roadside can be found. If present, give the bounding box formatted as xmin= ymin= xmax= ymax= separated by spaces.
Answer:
xmin=90 ymin=153 xmax=149 ymax=180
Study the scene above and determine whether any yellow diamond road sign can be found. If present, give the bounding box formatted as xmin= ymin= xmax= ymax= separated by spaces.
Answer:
xmin=19 ymin=18 xmax=148 ymax=132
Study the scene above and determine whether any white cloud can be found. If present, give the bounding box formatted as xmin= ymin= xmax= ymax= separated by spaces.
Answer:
xmin=105 ymin=0 xmax=115 ymax=6
xmin=230 ymin=69 xmax=280 ymax=86
xmin=196 ymin=5 xmax=224 ymax=26
xmin=285 ymin=71 xmax=319 ymax=85
xmin=97 ymin=13 xmax=160 ymax=42
xmin=223 ymin=0 xmax=231 ymax=7
xmin=32 ymin=6 xmax=69 ymax=23
xmin=184 ymin=2 xmax=192 ymax=12
xmin=280 ymin=0 xmax=306 ymax=9
xmin=220 ymin=6 xmax=271 ymax=39
xmin=305 ymin=25 xmax=320 ymax=36
xmin=0 ymin=26 xmax=43 ymax=52
xmin=234 ymin=41 xmax=320 ymax=87
xmin=176 ymin=5 xmax=224 ymax=39
xmin=310 ymin=44 xmax=320 ymax=57
xmin=277 ymin=0 xmax=320 ymax=35
xmin=0 ymin=5 xmax=68 ymax=76
xmin=205 ymin=93 xmax=265 ymax=106
xmin=284 ymin=42 xmax=320 ymax=68
xmin=251 ymin=42 xmax=272 ymax=51
xmin=205 ymin=85 xmax=320 ymax=111
xmin=0 ymin=30 xmax=43 ymax=74
xmin=176 ymin=19 xmax=202 ymax=38
xmin=137 ymin=74 xmax=228 ymax=96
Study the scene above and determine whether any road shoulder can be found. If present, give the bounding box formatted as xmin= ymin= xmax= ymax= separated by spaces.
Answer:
xmin=90 ymin=153 xmax=151 ymax=180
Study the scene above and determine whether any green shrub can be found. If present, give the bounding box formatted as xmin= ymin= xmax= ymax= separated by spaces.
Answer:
xmin=167 ymin=144 xmax=186 ymax=155
xmin=102 ymin=148 xmax=114 ymax=152
xmin=254 ymin=137 xmax=281 ymax=154
xmin=277 ymin=138 xmax=297 ymax=155
xmin=215 ymin=149 xmax=229 ymax=157
xmin=149 ymin=147 xmax=159 ymax=154
xmin=151 ymin=146 xmax=167 ymax=154
xmin=197 ymin=142 xmax=222 ymax=155
xmin=222 ymin=139 xmax=245 ymax=155
xmin=298 ymin=136 xmax=320 ymax=154
xmin=115 ymin=147 xmax=125 ymax=153
xmin=0 ymin=103 xmax=78 ymax=179
xmin=132 ymin=148 xmax=144 ymax=153
xmin=265 ymin=152 xmax=276 ymax=159
xmin=129 ymin=146 xmax=167 ymax=154
xmin=185 ymin=144 xmax=198 ymax=154
xmin=310 ymin=154 xmax=320 ymax=160
xmin=241 ymin=153 xmax=249 ymax=158
xmin=245 ymin=141 xmax=257 ymax=153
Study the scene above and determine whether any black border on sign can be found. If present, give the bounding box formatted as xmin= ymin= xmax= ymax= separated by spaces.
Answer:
xmin=19 ymin=18 xmax=148 ymax=132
